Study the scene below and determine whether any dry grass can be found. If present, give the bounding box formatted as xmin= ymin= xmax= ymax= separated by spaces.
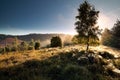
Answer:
xmin=0 ymin=45 xmax=120 ymax=80
xmin=0 ymin=45 xmax=119 ymax=68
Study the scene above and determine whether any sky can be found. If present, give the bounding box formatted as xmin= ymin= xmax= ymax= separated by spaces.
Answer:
xmin=0 ymin=0 xmax=120 ymax=35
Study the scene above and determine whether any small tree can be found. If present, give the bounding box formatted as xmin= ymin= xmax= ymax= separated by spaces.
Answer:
xmin=50 ymin=36 xmax=62 ymax=47
xmin=5 ymin=45 xmax=11 ymax=52
xmin=20 ymin=41 xmax=28 ymax=51
xmin=28 ymin=39 xmax=35 ymax=50
xmin=14 ymin=37 xmax=18 ymax=51
xmin=0 ymin=48 xmax=5 ymax=53
xmin=34 ymin=41 xmax=40 ymax=50
xmin=101 ymin=28 xmax=112 ymax=46
xmin=75 ymin=1 xmax=101 ymax=52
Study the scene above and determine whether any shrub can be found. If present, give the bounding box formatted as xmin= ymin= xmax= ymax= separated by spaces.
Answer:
xmin=11 ymin=46 xmax=17 ymax=51
xmin=93 ymin=74 xmax=107 ymax=80
xmin=29 ymin=39 xmax=35 ymax=50
xmin=28 ymin=46 xmax=34 ymax=50
xmin=34 ymin=41 xmax=40 ymax=50
xmin=5 ymin=46 xmax=11 ymax=52
xmin=63 ymin=64 xmax=92 ymax=80
xmin=78 ymin=57 xmax=89 ymax=65
xmin=19 ymin=41 xmax=28 ymax=51
xmin=47 ymin=65 xmax=63 ymax=80
xmin=87 ymin=64 xmax=105 ymax=74
xmin=50 ymin=36 xmax=62 ymax=47
xmin=0 ymin=48 xmax=5 ymax=53
xmin=45 ymin=44 xmax=50 ymax=48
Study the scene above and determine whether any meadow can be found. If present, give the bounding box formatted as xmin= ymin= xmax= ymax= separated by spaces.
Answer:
xmin=0 ymin=45 xmax=120 ymax=80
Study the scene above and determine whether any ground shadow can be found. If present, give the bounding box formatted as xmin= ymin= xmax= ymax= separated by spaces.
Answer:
xmin=0 ymin=50 xmax=119 ymax=80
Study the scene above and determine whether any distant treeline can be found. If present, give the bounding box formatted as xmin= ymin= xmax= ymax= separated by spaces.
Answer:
xmin=0 ymin=38 xmax=40 ymax=53
xmin=101 ymin=20 xmax=120 ymax=49
xmin=0 ymin=36 xmax=70 ymax=53
xmin=0 ymin=33 xmax=73 ymax=47
xmin=0 ymin=33 xmax=72 ymax=42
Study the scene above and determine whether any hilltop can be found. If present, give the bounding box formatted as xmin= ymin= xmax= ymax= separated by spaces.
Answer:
xmin=0 ymin=45 xmax=120 ymax=80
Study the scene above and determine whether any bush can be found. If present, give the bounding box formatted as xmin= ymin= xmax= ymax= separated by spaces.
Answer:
xmin=101 ymin=20 xmax=120 ymax=49
xmin=50 ymin=36 xmax=62 ymax=47
xmin=78 ymin=57 xmax=89 ymax=65
xmin=34 ymin=42 xmax=40 ymax=50
xmin=62 ymin=64 xmax=92 ymax=80
xmin=29 ymin=39 xmax=35 ymax=50
xmin=93 ymin=74 xmax=107 ymax=80
xmin=45 ymin=44 xmax=50 ymax=48
xmin=0 ymin=48 xmax=5 ymax=53
xmin=47 ymin=65 xmax=63 ymax=80
xmin=87 ymin=64 xmax=105 ymax=74
xmin=11 ymin=46 xmax=17 ymax=51
xmin=28 ymin=46 xmax=34 ymax=50
xmin=19 ymin=41 xmax=28 ymax=51
xmin=5 ymin=46 xmax=11 ymax=52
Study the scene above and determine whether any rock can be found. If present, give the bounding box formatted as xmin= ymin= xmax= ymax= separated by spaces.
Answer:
xmin=105 ymin=62 xmax=120 ymax=76
xmin=88 ymin=54 xmax=100 ymax=64
xmin=65 ymin=50 xmax=69 ymax=52
xmin=77 ymin=56 xmax=89 ymax=65
xmin=72 ymin=53 xmax=76 ymax=57
xmin=99 ymin=51 xmax=115 ymax=59
xmin=113 ymin=68 xmax=120 ymax=74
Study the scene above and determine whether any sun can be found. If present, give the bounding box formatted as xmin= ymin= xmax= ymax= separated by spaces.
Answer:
xmin=97 ymin=13 xmax=111 ymax=29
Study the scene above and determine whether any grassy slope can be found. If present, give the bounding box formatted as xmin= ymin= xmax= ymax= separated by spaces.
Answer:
xmin=0 ymin=45 xmax=120 ymax=80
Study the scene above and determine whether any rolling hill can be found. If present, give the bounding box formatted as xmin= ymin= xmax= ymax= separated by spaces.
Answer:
xmin=0 ymin=45 xmax=120 ymax=80
xmin=0 ymin=33 xmax=73 ymax=47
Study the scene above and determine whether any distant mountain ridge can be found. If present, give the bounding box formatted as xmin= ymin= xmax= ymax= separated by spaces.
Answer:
xmin=0 ymin=33 xmax=73 ymax=47
xmin=0 ymin=37 xmax=23 ymax=47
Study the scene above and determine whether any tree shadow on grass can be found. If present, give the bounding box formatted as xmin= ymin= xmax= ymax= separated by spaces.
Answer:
xmin=0 ymin=50 xmax=119 ymax=80
xmin=0 ymin=51 xmax=79 ymax=80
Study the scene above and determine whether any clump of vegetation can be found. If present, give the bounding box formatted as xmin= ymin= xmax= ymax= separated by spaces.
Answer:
xmin=101 ymin=20 xmax=120 ymax=49
xmin=72 ymin=35 xmax=100 ymax=46
xmin=110 ymin=20 xmax=120 ymax=48
xmin=0 ymin=38 xmax=42 ymax=53
xmin=11 ymin=46 xmax=17 ymax=52
xmin=19 ymin=41 xmax=28 ymax=51
xmin=62 ymin=64 xmax=92 ymax=80
xmin=11 ymin=37 xmax=19 ymax=52
xmin=28 ymin=39 xmax=35 ymax=50
xmin=34 ymin=41 xmax=40 ymax=50
xmin=5 ymin=45 xmax=11 ymax=52
xmin=101 ymin=28 xmax=112 ymax=46
xmin=0 ymin=47 xmax=5 ymax=53
xmin=99 ymin=51 xmax=115 ymax=59
xmin=50 ymin=36 xmax=62 ymax=47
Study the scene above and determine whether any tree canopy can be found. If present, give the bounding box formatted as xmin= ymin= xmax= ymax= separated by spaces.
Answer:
xmin=110 ymin=20 xmax=120 ymax=48
xmin=50 ymin=36 xmax=62 ymax=47
xmin=101 ymin=19 xmax=120 ymax=48
xmin=112 ymin=20 xmax=120 ymax=37
xmin=75 ymin=1 xmax=101 ymax=52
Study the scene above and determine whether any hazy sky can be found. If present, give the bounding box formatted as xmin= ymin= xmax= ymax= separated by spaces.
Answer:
xmin=0 ymin=0 xmax=120 ymax=35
